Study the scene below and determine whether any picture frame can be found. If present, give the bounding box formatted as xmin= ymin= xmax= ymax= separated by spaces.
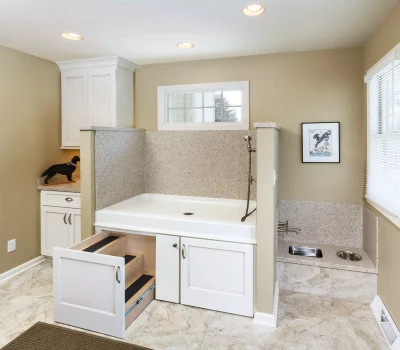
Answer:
xmin=301 ymin=122 xmax=340 ymax=163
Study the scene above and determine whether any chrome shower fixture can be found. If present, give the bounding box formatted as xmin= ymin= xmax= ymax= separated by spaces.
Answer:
xmin=241 ymin=135 xmax=257 ymax=222
xmin=244 ymin=136 xmax=256 ymax=153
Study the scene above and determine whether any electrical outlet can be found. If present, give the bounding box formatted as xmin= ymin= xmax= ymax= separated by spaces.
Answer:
xmin=7 ymin=239 xmax=16 ymax=253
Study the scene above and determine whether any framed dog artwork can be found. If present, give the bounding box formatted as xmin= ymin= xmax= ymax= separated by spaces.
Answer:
xmin=301 ymin=122 xmax=340 ymax=163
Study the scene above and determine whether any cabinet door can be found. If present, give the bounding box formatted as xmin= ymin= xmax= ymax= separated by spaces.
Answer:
xmin=53 ymin=247 xmax=125 ymax=338
xmin=156 ymin=235 xmax=180 ymax=303
xmin=61 ymin=69 xmax=88 ymax=148
xmin=88 ymin=67 xmax=116 ymax=127
xmin=181 ymin=237 xmax=254 ymax=317
xmin=68 ymin=208 xmax=81 ymax=245
xmin=41 ymin=206 xmax=69 ymax=256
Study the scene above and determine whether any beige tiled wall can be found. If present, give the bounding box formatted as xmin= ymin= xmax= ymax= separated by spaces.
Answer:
xmin=95 ymin=129 xmax=145 ymax=210
xmin=363 ymin=206 xmax=379 ymax=268
xmin=144 ymin=130 xmax=256 ymax=200
xmin=278 ymin=199 xmax=363 ymax=247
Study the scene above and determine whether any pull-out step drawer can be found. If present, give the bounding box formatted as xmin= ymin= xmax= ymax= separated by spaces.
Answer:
xmin=53 ymin=231 xmax=156 ymax=339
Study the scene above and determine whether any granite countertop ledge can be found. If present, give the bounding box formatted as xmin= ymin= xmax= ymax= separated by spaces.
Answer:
xmin=277 ymin=239 xmax=377 ymax=274
xmin=253 ymin=122 xmax=280 ymax=130
xmin=38 ymin=178 xmax=81 ymax=193
xmin=80 ymin=126 xmax=145 ymax=132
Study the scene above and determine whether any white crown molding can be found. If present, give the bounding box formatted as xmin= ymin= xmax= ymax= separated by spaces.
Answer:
xmin=0 ymin=256 xmax=46 ymax=284
xmin=57 ymin=56 xmax=138 ymax=72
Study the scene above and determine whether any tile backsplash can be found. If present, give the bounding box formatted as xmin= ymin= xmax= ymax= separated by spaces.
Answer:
xmin=95 ymin=129 xmax=145 ymax=210
xmin=144 ymin=130 xmax=256 ymax=200
xmin=278 ymin=199 xmax=363 ymax=247
xmin=363 ymin=206 xmax=379 ymax=268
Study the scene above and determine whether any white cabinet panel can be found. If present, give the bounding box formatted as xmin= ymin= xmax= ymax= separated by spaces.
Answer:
xmin=88 ymin=67 xmax=116 ymax=127
xmin=41 ymin=206 xmax=70 ymax=256
xmin=181 ymin=237 xmax=254 ymax=317
xmin=53 ymin=248 xmax=125 ymax=338
xmin=58 ymin=57 xmax=136 ymax=149
xmin=61 ymin=69 xmax=87 ymax=148
xmin=69 ymin=208 xmax=81 ymax=245
xmin=156 ymin=235 xmax=180 ymax=303
xmin=41 ymin=191 xmax=81 ymax=256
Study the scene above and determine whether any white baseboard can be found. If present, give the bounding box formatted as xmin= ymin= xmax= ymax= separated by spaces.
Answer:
xmin=0 ymin=256 xmax=46 ymax=284
xmin=371 ymin=295 xmax=400 ymax=349
xmin=253 ymin=281 xmax=279 ymax=328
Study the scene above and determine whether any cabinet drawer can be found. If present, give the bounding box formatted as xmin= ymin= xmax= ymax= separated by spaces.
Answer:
xmin=41 ymin=191 xmax=81 ymax=208
xmin=53 ymin=231 xmax=155 ymax=338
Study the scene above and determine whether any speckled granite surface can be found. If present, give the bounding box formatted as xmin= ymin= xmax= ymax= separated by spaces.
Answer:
xmin=253 ymin=122 xmax=279 ymax=129
xmin=277 ymin=239 xmax=377 ymax=274
xmin=38 ymin=177 xmax=80 ymax=193
xmin=279 ymin=199 xmax=363 ymax=247
xmin=144 ymin=131 xmax=256 ymax=200
xmin=363 ymin=206 xmax=378 ymax=269
xmin=95 ymin=130 xmax=145 ymax=210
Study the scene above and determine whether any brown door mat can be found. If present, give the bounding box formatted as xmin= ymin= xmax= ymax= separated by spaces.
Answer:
xmin=2 ymin=322 xmax=152 ymax=350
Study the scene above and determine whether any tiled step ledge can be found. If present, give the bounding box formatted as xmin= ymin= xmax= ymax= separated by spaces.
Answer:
xmin=277 ymin=240 xmax=377 ymax=274
xmin=276 ymin=261 xmax=377 ymax=303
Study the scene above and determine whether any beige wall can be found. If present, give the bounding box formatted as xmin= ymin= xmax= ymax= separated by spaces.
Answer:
xmin=135 ymin=47 xmax=365 ymax=204
xmin=0 ymin=45 xmax=78 ymax=274
xmin=364 ymin=1 xmax=400 ymax=327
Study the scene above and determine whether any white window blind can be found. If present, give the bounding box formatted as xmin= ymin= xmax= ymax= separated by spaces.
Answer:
xmin=157 ymin=81 xmax=249 ymax=130
xmin=366 ymin=48 xmax=400 ymax=219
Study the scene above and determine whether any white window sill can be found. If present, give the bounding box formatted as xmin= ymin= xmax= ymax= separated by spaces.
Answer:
xmin=366 ymin=199 xmax=400 ymax=230
xmin=158 ymin=123 xmax=249 ymax=131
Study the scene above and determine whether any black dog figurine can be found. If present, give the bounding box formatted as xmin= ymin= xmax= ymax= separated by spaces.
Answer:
xmin=41 ymin=156 xmax=80 ymax=184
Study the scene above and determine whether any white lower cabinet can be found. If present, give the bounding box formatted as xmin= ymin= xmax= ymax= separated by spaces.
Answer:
xmin=155 ymin=235 xmax=254 ymax=317
xmin=40 ymin=191 xmax=81 ymax=256
xmin=180 ymin=237 xmax=254 ymax=317
xmin=155 ymin=234 xmax=180 ymax=303
xmin=53 ymin=231 xmax=156 ymax=339
xmin=53 ymin=231 xmax=254 ymax=339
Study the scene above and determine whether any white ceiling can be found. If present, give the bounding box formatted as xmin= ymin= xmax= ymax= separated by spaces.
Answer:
xmin=0 ymin=0 xmax=398 ymax=65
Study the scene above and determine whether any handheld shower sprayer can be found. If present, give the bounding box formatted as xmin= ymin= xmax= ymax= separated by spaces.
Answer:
xmin=244 ymin=136 xmax=256 ymax=153
xmin=241 ymin=135 xmax=257 ymax=222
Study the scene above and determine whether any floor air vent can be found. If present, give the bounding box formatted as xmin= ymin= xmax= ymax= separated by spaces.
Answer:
xmin=371 ymin=296 xmax=400 ymax=349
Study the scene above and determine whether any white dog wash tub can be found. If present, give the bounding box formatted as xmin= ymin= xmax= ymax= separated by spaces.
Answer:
xmin=95 ymin=194 xmax=257 ymax=244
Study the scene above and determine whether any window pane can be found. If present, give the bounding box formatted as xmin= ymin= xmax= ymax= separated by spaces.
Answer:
xmin=215 ymin=107 xmax=223 ymax=122
xmin=204 ymin=108 xmax=215 ymax=122
xmin=168 ymin=108 xmax=202 ymax=123
xmin=223 ymin=107 xmax=241 ymax=122
xmin=204 ymin=92 xmax=215 ymax=107
xmin=168 ymin=93 xmax=203 ymax=108
xmin=223 ymin=90 xmax=242 ymax=106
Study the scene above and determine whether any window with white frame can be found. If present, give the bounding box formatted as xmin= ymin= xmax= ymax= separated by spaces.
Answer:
xmin=365 ymin=43 xmax=400 ymax=221
xmin=157 ymin=81 xmax=249 ymax=130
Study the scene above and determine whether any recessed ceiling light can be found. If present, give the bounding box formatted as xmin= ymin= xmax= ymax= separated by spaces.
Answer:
xmin=177 ymin=42 xmax=194 ymax=49
xmin=243 ymin=4 xmax=265 ymax=16
xmin=61 ymin=32 xmax=84 ymax=41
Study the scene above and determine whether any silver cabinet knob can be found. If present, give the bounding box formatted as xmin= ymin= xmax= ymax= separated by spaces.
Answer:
xmin=173 ymin=243 xmax=177 ymax=248
xmin=65 ymin=197 xmax=73 ymax=202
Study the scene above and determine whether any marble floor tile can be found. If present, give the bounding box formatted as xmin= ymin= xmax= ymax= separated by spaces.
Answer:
xmin=125 ymin=299 xmax=163 ymax=341
xmin=205 ymin=312 xmax=275 ymax=348
xmin=132 ymin=302 xmax=216 ymax=350
xmin=331 ymin=269 xmax=377 ymax=303
xmin=280 ymin=263 xmax=331 ymax=296
xmin=0 ymin=261 xmax=388 ymax=350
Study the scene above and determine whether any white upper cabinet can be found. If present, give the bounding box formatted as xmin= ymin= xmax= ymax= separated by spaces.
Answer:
xmin=57 ymin=57 xmax=137 ymax=149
